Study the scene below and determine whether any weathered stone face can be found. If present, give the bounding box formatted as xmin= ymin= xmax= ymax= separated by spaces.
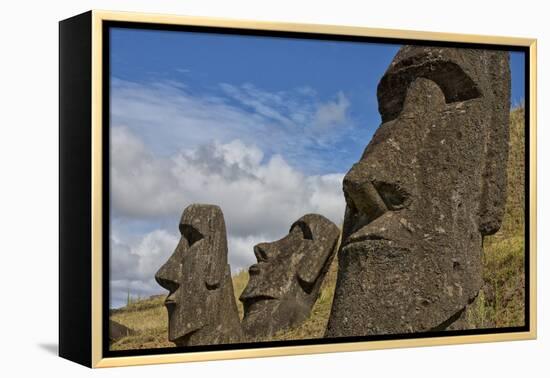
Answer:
xmin=326 ymin=47 xmax=510 ymax=337
xmin=240 ymin=214 xmax=340 ymax=339
xmin=155 ymin=204 xmax=242 ymax=346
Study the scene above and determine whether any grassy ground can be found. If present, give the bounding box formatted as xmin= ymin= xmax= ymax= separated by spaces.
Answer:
xmin=110 ymin=295 xmax=171 ymax=350
xmin=110 ymin=106 xmax=526 ymax=350
xmin=465 ymin=106 xmax=526 ymax=328
xmin=232 ymin=269 xmax=249 ymax=320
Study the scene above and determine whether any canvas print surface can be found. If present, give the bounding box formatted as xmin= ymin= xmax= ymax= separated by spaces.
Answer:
xmin=107 ymin=26 xmax=527 ymax=352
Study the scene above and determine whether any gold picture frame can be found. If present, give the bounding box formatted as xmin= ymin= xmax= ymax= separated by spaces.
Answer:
xmin=59 ymin=9 xmax=537 ymax=368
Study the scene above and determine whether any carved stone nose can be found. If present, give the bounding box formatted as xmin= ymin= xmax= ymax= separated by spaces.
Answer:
xmin=253 ymin=243 xmax=271 ymax=262
xmin=343 ymin=164 xmax=388 ymax=222
xmin=155 ymin=261 xmax=180 ymax=293
xmin=155 ymin=272 xmax=179 ymax=293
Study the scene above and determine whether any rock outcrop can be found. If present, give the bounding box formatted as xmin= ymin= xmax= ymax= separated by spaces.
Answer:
xmin=109 ymin=320 xmax=135 ymax=342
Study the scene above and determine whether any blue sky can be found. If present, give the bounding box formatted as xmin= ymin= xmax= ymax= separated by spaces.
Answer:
xmin=110 ymin=29 xmax=402 ymax=175
xmin=108 ymin=27 xmax=525 ymax=308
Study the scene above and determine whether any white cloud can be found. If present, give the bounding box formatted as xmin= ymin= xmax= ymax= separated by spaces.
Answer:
xmin=111 ymin=126 xmax=183 ymax=218
xmin=220 ymin=82 xmax=352 ymax=135
xmin=112 ymin=126 xmax=345 ymax=235
xmin=219 ymin=83 xmax=296 ymax=127
xmin=109 ymin=78 xmax=354 ymax=307
xmin=313 ymin=91 xmax=351 ymax=131
xmin=228 ymin=234 xmax=271 ymax=273
xmin=111 ymin=79 xmax=355 ymax=173
xmin=110 ymin=229 xmax=179 ymax=308
xmin=110 ymin=127 xmax=346 ymax=306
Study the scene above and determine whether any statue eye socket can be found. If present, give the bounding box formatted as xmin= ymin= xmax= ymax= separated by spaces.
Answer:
xmin=180 ymin=224 xmax=204 ymax=247
xmin=291 ymin=221 xmax=314 ymax=240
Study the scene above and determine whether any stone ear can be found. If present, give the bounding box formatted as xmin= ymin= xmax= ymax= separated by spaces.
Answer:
xmin=297 ymin=238 xmax=338 ymax=292
xmin=477 ymin=52 xmax=511 ymax=235
xmin=204 ymin=216 xmax=229 ymax=290
xmin=204 ymin=261 xmax=225 ymax=290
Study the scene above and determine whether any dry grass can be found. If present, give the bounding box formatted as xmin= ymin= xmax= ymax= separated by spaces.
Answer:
xmin=110 ymin=295 xmax=172 ymax=350
xmin=466 ymin=106 xmax=526 ymax=328
xmin=232 ymin=269 xmax=249 ymax=320
xmin=109 ymin=106 xmax=526 ymax=349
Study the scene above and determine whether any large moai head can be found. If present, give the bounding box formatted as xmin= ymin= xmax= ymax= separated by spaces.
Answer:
xmin=240 ymin=214 xmax=340 ymax=339
xmin=326 ymin=46 xmax=510 ymax=337
xmin=155 ymin=204 xmax=242 ymax=346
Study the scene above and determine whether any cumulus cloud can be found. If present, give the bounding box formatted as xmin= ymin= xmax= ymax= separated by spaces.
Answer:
xmin=228 ymin=234 xmax=271 ymax=273
xmin=112 ymin=127 xmax=345 ymax=234
xmin=111 ymin=126 xmax=183 ymax=218
xmin=110 ymin=229 xmax=179 ymax=307
xmin=110 ymin=127 xmax=346 ymax=307
xmin=109 ymin=78 xmax=355 ymax=307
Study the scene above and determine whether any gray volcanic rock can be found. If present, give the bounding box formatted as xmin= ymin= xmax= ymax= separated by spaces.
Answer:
xmin=155 ymin=204 xmax=243 ymax=346
xmin=326 ymin=46 xmax=510 ymax=337
xmin=240 ymin=214 xmax=340 ymax=339
xmin=109 ymin=320 xmax=134 ymax=342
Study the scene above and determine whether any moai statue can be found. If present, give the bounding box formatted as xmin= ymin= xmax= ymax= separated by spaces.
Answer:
xmin=326 ymin=46 xmax=510 ymax=337
xmin=240 ymin=214 xmax=340 ymax=339
xmin=155 ymin=204 xmax=243 ymax=346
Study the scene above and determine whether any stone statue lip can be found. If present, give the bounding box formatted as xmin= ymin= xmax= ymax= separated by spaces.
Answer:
xmin=164 ymin=297 xmax=176 ymax=307
xmin=239 ymin=293 xmax=277 ymax=303
xmin=341 ymin=232 xmax=390 ymax=249
xmin=164 ymin=290 xmax=177 ymax=307
xmin=248 ymin=263 xmax=261 ymax=275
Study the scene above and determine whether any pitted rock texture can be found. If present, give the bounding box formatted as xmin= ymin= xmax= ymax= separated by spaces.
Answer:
xmin=325 ymin=46 xmax=510 ymax=337
xmin=155 ymin=204 xmax=243 ymax=346
xmin=240 ymin=214 xmax=340 ymax=339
